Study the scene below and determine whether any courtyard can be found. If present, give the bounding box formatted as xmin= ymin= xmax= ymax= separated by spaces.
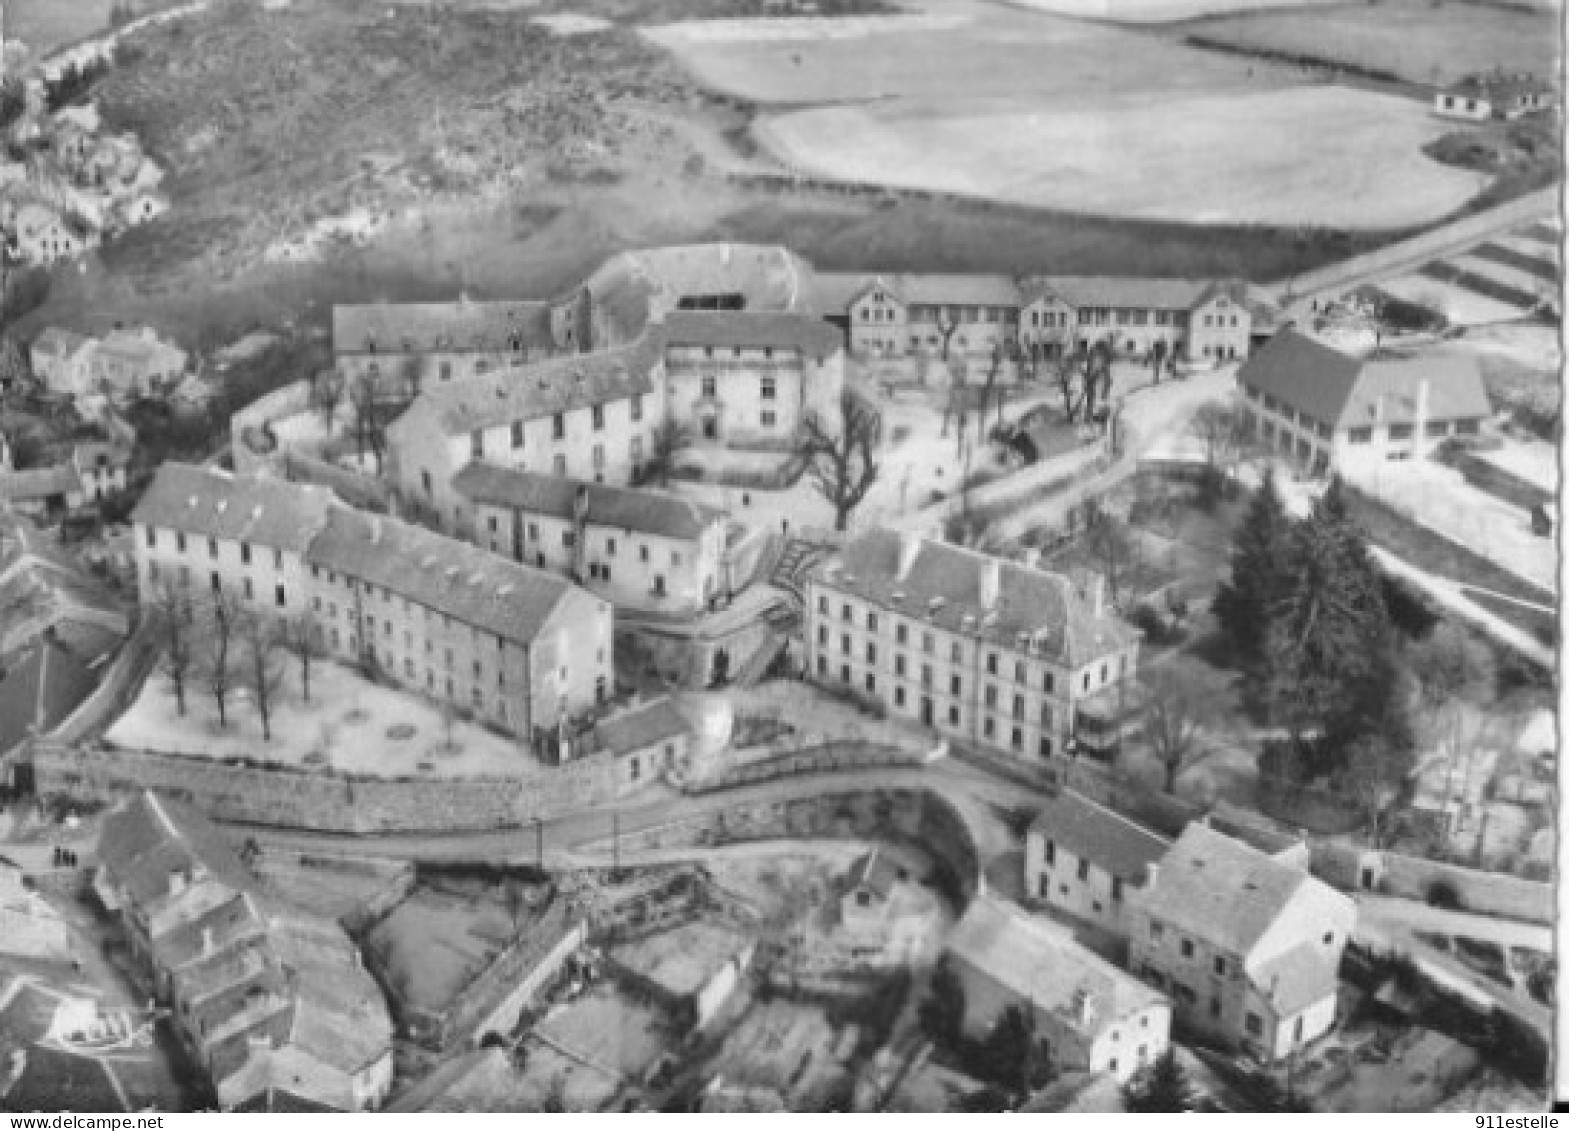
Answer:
xmin=105 ymin=659 xmax=532 ymax=779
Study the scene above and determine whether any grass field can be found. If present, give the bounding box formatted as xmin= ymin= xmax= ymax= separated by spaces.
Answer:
xmin=652 ymin=0 xmax=1489 ymax=228
xmin=4 ymin=0 xmax=184 ymax=55
xmin=758 ymin=87 xmax=1483 ymax=227
xmin=1180 ymin=0 xmax=1560 ymax=87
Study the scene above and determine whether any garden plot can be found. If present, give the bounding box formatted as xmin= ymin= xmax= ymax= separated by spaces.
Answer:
xmin=534 ymin=986 xmax=669 ymax=1079
xmin=366 ymin=882 xmax=526 ymax=1018
xmin=705 ymin=1000 xmax=846 ymax=1106
xmin=1488 ymin=235 xmax=1560 ymax=271
xmin=1376 ymin=275 xmax=1531 ymax=326
xmin=1473 ymin=439 xmax=1558 ymax=495
xmin=105 ymin=659 xmax=529 ymax=778
xmin=1446 ymin=255 xmax=1558 ymax=303
xmin=1340 ymin=459 xmax=1557 ymax=595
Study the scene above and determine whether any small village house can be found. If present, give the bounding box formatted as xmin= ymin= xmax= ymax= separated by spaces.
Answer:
xmin=1025 ymin=785 xmax=1169 ymax=942
xmin=86 ymin=326 xmax=189 ymax=405
xmin=30 ymin=328 xmax=97 ymax=395
xmin=71 ymin=441 xmax=130 ymax=501
xmin=1127 ymin=823 xmax=1357 ymax=1064
xmin=586 ymin=695 xmax=694 ymax=792
xmin=944 ymin=896 xmax=1171 ymax=1084
xmin=1434 ymin=73 xmax=1556 ymax=121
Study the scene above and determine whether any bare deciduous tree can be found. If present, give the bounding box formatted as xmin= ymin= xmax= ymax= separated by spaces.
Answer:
xmin=282 ymin=612 xmax=325 ymax=703
xmin=350 ymin=375 xmax=386 ymax=474
xmin=154 ymin=584 xmax=195 ymax=717
xmin=643 ymin=414 xmax=693 ymax=488
xmin=313 ymin=369 xmax=344 ymax=432
xmin=798 ymin=389 xmax=883 ymax=533
xmin=1082 ymin=503 xmax=1139 ymax=606
xmin=1141 ymin=664 xmax=1218 ymax=794
xmin=202 ymin=590 xmax=239 ymax=729
xmin=240 ymin=610 xmax=286 ymax=741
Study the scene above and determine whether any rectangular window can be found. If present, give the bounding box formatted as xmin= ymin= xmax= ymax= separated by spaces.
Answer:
xmin=593 ymin=444 xmax=605 ymax=469
xmin=592 ymin=405 xmax=605 ymax=431
xmin=243 ymin=578 xmax=254 ymax=600
xmin=145 ymin=526 xmax=157 ymax=548
xmin=1389 ymin=423 xmax=1414 ymax=440
xmin=1044 ymin=671 xmax=1054 ymax=693
xmin=950 ymin=675 xmax=961 ymax=695
xmin=895 ymin=655 xmax=906 ymax=676
xmin=702 ymin=376 xmax=717 ymax=399
xmin=241 ymin=542 xmax=252 ymax=565
xmin=896 ymin=624 xmax=908 ymax=645
xmin=950 ymin=642 xmax=962 ymax=663
xmin=471 ymin=430 xmax=484 ymax=458
xmin=552 ymin=413 xmax=565 ymax=440
xmin=1077 ymin=858 xmax=1089 ymax=881
xmin=1213 ymin=955 xmax=1226 ymax=976
xmin=986 ymin=653 xmax=998 ymax=675
xmin=1044 ymin=840 xmax=1055 ymax=866
xmin=1112 ymin=877 xmax=1124 ymax=901
xmin=1348 ymin=426 xmax=1373 ymax=444
xmin=511 ymin=421 xmax=524 ymax=448
xmin=761 ymin=410 xmax=777 ymax=428
xmin=866 ymin=612 xmax=878 ymax=632
xmin=631 ymin=394 xmax=643 ymax=422
xmin=1012 ymin=694 xmax=1024 ymax=719
xmin=865 ymin=643 xmax=877 ymax=663
xmin=761 ymin=376 xmax=776 ymax=401
xmin=208 ymin=537 xmax=218 ymax=559
xmin=1181 ymin=939 xmax=1194 ymax=958
xmin=275 ymin=584 xmax=286 ymax=608
xmin=894 ymin=686 xmax=905 ymax=707
xmin=865 ymin=673 xmax=876 ymax=694
xmin=841 ymin=634 xmax=851 ymax=655
xmin=984 ymin=685 xmax=997 ymax=708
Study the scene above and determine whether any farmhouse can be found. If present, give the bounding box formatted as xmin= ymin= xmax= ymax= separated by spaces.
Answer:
xmin=93 ymin=790 xmax=395 ymax=1112
xmin=804 ymin=529 xmax=1141 ymax=765
xmin=944 ymin=895 xmax=1170 ymax=1084
xmin=332 ymin=299 xmax=556 ymax=396
xmin=1127 ymin=823 xmax=1356 ymax=1064
xmin=1236 ymin=330 xmax=1491 ymax=477
xmin=385 ymin=341 xmax=660 ymax=532
xmin=131 ymin=463 xmax=615 ymax=745
xmin=1025 ymin=785 xmax=1168 ymax=940
xmin=1434 ymin=73 xmax=1556 ymax=121
xmin=658 ymin=311 xmax=845 ymax=445
xmin=451 ymin=462 xmax=730 ymax=615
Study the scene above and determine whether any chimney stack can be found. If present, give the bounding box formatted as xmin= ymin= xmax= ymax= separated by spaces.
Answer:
xmin=896 ymin=531 xmax=921 ymax=582
xmin=979 ymin=557 xmax=1001 ymax=611
xmin=1144 ymin=861 xmax=1159 ymax=890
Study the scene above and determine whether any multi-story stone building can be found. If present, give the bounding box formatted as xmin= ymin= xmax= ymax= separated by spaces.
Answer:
xmin=93 ymin=790 xmax=395 ymax=1112
xmin=451 ymin=462 xmax=730 ymax=614
xmin=828 ymin=272 xmax=1257 ymax=365
xmin=1236 ymin=329 xmax=1491 ymax=478
xmin=131 ymin=464 xmax=613 ymax=745
xmin=659 ymin=311 xmax=845 ymax=444
xmin=332 ymin=298 xmax=555 ymax=397
xmin=1128 ymin=823 xmax=1356 ymax=1064
xmin=384 ymin=342 xmax=660 ymax=533
xmin=803 ymin=529 xmax=1141 ymax=764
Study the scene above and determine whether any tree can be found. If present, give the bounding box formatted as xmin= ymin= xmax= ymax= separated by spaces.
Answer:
xmin=154 ymin=584 xmax=196 ymax=717
xmin=935 ymin=306 xmax=960 ymax=361
xmin=1262 ymin=477 xmax=1396 ymax=745
xmin=1123 ymin=1050 xmax=1196 ymax=1113
xmin=281 ymin=613 xmax=325 ymax=703
xmin=1336 ymin=732 xmax=1411 ymax=848
xmin=349 ymin=374 xmax=385 ymax=473
xmin=798 ymin=389 xmax=882 ymax=533
xmin=980 ymin=342 xmax=1005 ymax=435
xmin=1048 ymin=342 xmax=1088 ymax=423
xmin=312 ymin=369 xmax=344 ymax=432
xmin=399 ymin=353 xmax=430 ymax=401
xmin=239 ymin=610 xmax=286 ymax=741
xmin=917 ymin=957 xmax=965 ymax=1047
xmin=201 ymin=591 xmax=239 ymax=728
xmin=1409 ymin=621 xmax=1498 ymax=822
xmin=642 ymin=414 xmax=692 ymax=488
xmin=1082 ymin=504 xmax=1138 ymax=606
xmin=1213 ymin=470 xmax=1291 ymax=668
xmin=980 ymin=1005 xmax=1052 ymax=1101
xmin=1188 ymin=402 xmax=1251 ymax=504
xmin=502 ymin=880 xmax=529 ymax=935
xmin=1141 ymin=664 xmax=1218 ymax=793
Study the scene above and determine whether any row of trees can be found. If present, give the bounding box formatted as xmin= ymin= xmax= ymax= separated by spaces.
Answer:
xmin=155 ymin=587 xmax=324 ymax=740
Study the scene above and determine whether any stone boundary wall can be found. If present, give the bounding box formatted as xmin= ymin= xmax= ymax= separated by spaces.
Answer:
xmin=1311 ymin=841 xmax=1552 ymax=925
xmin=47 ymin=615 xmax=154 ymax=746
xmin=31 ymin=742 xmax=619 ymax=833
xmin=682 ymin=740 xmax=936 ymax=793
xmin=431 ymin=900 xmax=578 ymax=1050
xmin=473 ymin=921 xmax=587 ymax=1044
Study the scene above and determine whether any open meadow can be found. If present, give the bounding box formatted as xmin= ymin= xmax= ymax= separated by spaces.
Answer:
xmin=1178 ymin=0 xmax=1561 ymax=87
xmin=650 ymin=0 xmax=1490 ymax=228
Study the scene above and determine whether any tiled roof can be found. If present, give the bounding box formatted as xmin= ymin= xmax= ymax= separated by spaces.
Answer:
xmin=332 ymin=300 xmax=554 ymax=356
xmin=0 ymin=639 xmax=96 ymax=755
xmin=130 ymin=464 xmax=338 ymax=554
xmin=1029 ymin=789 xmax=1169 ymax=882
xmin=1205 ymin=801 xmax=1302 ymax=859
xmin=1025 ymin=276 xmax=1247 ymax=312
xmin=452 ymin=462 xmax=725 ymax=542
xmin=1448 ymin=73 xmax=1555 ymax=101
xmin=656 ymin=310 xmax=843 ymax=357
xmin=1254 ymin=941 xmax=1339 ymax=1017
xmin=853 ymin=273 xmax=1023 ymax=308
xmin=592 ymin=696 xmax=693 ymax=757
xmin=814 ymin=528 xmax=1137 ymax=666
xmin=1237 ymin=330 xmax=1491 ymax=430
xmin=411 ymin=341 xmax=657 ymax=435
xmin=1135 ymin=824 xmax=1320 ymax=955
xmin=305 ymin=508 xmax=597 ymax=649
xmin=31 ymin=327 xmax=94 ymax=358
xmin=846 ymin=847 xmax=902 ymax=901
xmin=0 ymin=465 xmax=80 ymax=502
xmin=946 ymin=896 xmax=1164 ymax=1031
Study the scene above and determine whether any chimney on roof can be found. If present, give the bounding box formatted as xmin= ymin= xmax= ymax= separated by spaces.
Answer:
xmin=1145 ymin=861 xmax=1159 ymax=890
xmin=372 ymin=518 xmax=382 ymax=545
xmin=979 ymin=557 xmax=1001 ymax=612
xmin=1072 ymin=988 xmax=1097 ymax=1029
xmin=896 ymin=531 xmax=921 ymax=582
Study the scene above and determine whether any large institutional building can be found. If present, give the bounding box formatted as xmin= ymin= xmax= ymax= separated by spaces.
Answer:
xmin=803 ymin=528 xmax=1141 ymax=764
xmin=131 ymin=464 xmax=613 ymax=746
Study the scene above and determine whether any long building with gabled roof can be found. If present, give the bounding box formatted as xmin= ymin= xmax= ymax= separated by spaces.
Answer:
xmin=131 ymin=464 xmax=613 ymax=744
xmin=804 ymin=527 xmax=1141 ymax=765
